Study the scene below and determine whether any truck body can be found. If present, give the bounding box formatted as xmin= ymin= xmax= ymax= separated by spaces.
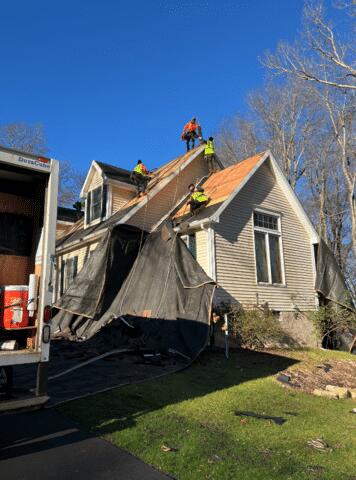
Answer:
xmin=0 ymin=145 xmax=59 ymax=411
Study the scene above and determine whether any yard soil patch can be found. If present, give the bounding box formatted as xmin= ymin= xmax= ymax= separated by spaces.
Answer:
xmin=280 ymin=359 xmax=356 ymax=393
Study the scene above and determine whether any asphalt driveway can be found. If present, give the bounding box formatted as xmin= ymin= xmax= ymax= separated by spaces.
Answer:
xmin=0 ymin=408 xmax=172 ymax=480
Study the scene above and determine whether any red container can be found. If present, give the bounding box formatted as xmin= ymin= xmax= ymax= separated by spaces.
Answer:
xmin=0 ymin=286 xmax=29 ymax=329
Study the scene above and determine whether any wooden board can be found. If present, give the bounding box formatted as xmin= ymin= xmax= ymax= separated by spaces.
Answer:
xmin=0 ymin=255 xmax=31 ymax=285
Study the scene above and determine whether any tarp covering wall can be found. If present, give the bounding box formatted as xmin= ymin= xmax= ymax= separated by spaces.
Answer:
xmin=315 ymin=239 xmax=354 ymax=310
xmin=52 ymin=224 xmax=215 ymax=359
xmin=54 ymin=225 xmax=143 ymax=319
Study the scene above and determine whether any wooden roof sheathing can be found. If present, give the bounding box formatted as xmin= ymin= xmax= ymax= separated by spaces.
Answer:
xmin=57 ymin=146 xmax=204 ymax=248
xmin=174 ymin=152 xmax=266 ymax=219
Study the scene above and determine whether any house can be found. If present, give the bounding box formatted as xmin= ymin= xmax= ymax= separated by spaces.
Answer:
xmin=55 ymin=148 xmax=321 ymax=346
xmin=173 ymin=151 xmax=320 ymax=346
xmin=56 ymin=206 xmax=83 ymax=239
xmin=55 ymin=145 xmax=212 ymax=299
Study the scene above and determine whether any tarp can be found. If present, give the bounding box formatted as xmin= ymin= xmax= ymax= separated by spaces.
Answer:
xmin=315 ymin=239 xmax=355 ymax=310
xmin=52 ymin=224 xmax=215 ymax=360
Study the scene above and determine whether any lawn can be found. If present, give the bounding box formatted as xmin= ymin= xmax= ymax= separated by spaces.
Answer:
xmin=61 ymin=349 xmax=356 ymax=480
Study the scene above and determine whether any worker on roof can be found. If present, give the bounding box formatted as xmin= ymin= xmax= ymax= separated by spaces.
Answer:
xmin=131 ymin=160 xmax=151 ymax=196
xmin=204 ymin=136 xmax=216 ymax=174
xmin=181 ymin=117 xmax=203 ymax=152
xmin=187 ymin=183 xmax=209 ymax=214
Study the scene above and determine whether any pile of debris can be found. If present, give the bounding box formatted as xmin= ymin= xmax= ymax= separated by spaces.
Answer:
xmin=277 ymin=359 xmax=356 ymax=399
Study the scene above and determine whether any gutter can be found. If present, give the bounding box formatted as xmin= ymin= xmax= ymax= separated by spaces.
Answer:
xmin=173 ymin=216 xmax=218 ymax=233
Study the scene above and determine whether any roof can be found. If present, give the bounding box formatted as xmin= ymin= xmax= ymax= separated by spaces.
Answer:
xmin=57 ymin=145 xmax=206 ymax=250
xmin=57 ymin=206 xmax=83 ymax=223
xmin=95 ymin=161 xmax=135 ymax=185
xmin=174 ymin=150 xmax=319 ymax=243
xmin=174 ymin=152 xmax=266 ymax=222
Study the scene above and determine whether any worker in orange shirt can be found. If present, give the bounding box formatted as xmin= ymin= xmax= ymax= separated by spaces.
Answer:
xmin=181 ymin=117 xmax=203 ymax=151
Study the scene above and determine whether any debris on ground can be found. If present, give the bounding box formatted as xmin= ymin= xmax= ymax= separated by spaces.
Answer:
xmin=208 ymin=454 xmax=223 ymax=463
xmin=235 ymin=410 xmax=286 ymax=425
xmin=276 ymin=373 xmax=291 ymax=384
xmin=316 ymin=363 xmax=332 ymax=372
xmin=160 ymin=444 xmax=178 ymax=452
xmin=307 ymin=438 xmax=331 ymax=452
xmin=305 ymin=465 xmax=325 ymax=474
xmin=277 ymin=359 xmax=356 ymax=398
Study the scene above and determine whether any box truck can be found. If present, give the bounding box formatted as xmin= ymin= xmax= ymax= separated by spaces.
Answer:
xmin=0 ymin=145 xmax=59 ymax=411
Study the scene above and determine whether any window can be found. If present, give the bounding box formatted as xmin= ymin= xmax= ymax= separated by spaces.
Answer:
xmin=181 ymin=233 xmax=197 ymax=259
xmin=254 ymin=212 xmax=278 ymax=231
xmin=60 ymin=256 xmax=78 ymax=295
xmin=85 ymin=185 xmax=107 ymax=225
xmin=90 ymin=187 xmax=102 ymax=221
xmin=253 ymin=211 xmax=284 ymax=285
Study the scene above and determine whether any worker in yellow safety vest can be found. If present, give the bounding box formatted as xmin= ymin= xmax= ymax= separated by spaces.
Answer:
xmin=187 ymin=183 xmax=209 ymax=214
xmin=204 ymin=136 xmax=216 ymax=174
xmin=132 ymin=160 xmax=151 ymax=196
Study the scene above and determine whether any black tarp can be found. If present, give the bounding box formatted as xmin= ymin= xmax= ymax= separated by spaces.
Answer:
xmin=52 ymin=224 xmax=215 ymax=360
xmin=315 ymin=239 xmax=355 ymax=310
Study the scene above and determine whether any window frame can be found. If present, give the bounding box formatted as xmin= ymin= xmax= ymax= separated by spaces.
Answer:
xmin=90 ymin=186 xmax=102 ymax=223
xmin=60 ymin=256 xmax=78 ymax=295
xmin=253 ymin=209 xmax=286 ymax=286
xmin=180 ymin=233 xmax=197 ymax=260
xmin=85 ymin=185 xmax=105 ymax=227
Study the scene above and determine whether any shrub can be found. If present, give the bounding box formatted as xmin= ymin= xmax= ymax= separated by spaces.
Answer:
xmin=311 ymin=304 xmax=356 ymax=348
xmin=216 ymin=304 xmax=289 ymax=349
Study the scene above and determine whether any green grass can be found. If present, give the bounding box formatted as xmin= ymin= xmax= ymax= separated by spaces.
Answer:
xmin=61 ymin=349 xmax=356 ymax=480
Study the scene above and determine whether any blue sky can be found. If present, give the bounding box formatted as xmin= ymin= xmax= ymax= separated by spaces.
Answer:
xmin=0 ymin=0 xmax=336 ymax=173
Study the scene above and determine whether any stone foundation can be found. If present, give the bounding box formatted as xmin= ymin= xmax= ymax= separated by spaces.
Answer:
xmin=278 ymin=311 xmax=320 ymax=348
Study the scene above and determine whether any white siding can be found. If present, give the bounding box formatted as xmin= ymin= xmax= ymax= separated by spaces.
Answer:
xmin=88 ymin=169 xmax=103 ymax=190
xmin=196 ymin=230 xmax=209 ymax=275
xmin=129 ymin=153 xmax=209 ymax=231
xmin=215 ymin=161 xmax=316 ymax=311
xmin=111 ymin=186 xmax=135 ymax=214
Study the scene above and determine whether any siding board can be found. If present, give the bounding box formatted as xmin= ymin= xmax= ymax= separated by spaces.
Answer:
xmin=88 ymin=169 xmax=103 ymax=190
xmin=215 ymin=161 xmax=315 ymax=311
xmin=196 ymin=230 xmax=209 ymax=274
xmin=111 ymin=186 xmax=135 ymax=214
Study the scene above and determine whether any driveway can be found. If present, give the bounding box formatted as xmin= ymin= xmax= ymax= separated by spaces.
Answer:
xmin=0 ymin=408 xmax=173 ymax=480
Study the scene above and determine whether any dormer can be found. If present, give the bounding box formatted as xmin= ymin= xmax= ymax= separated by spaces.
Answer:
xmin=80 ymin=161 xmax=136 ymax=228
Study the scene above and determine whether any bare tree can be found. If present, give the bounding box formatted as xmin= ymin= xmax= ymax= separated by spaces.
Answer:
xmin=305 ymin=131 xmax=350 ymax=268
xmin=58 ymin=160 xmax=86 ymax=207
xmin=248 ymin=80 xmax=320 ymax=189
xmin=0 ymin=121 xmax=85 ymax=207
xmin=216 ymin=79 xmax=320 ymax=189
xmin=0 ymin=122 xmax=48 ymax=155
xmin=319 ymin=87 xmax=356 ymax=260
xmin=262 ymin=1 xmax=356 ymax=91
xmin=216 ymin=116 xmax=259 ymax=166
